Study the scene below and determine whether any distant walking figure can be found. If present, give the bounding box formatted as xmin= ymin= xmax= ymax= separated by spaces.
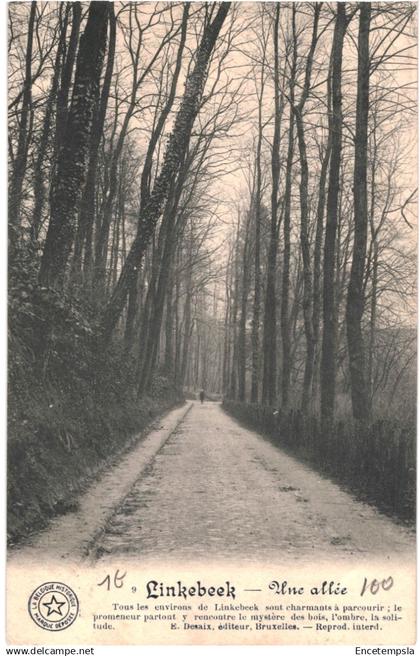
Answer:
xmin=199 ymin=389 xmax=205 ymax=404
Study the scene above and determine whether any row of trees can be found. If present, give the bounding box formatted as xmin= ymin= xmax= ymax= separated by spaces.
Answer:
xmin=8 ymin=1 xmax=416 ymax=427
xmin=8 ymin=1 xmax=416 ymax=534
xmin=222 ymin=2 xmax=416 ymax=427
xmin=9 ymin=1 xmax=237 ymax=398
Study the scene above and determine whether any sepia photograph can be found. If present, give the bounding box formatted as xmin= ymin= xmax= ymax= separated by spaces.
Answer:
xmin=6 ymin=0 xmax=417 ymax=647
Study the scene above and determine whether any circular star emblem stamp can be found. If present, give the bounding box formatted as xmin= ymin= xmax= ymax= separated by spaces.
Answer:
xmin=28 ymin=582 xmax=79 ymax=631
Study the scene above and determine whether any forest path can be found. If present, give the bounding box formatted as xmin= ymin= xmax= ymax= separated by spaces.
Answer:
xmin=8 ymin=403 xmax=193 ymax=564
xmin=94 ymin=402 xmax=414 ymax=564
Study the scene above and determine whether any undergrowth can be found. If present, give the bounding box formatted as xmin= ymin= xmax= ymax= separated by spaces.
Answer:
xmin=8 ymin=264 xmax=183 ymax=545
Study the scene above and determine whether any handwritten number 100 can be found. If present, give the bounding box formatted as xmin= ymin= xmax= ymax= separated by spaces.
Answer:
xmin=360 ymin=576 xmax=393 ymax=596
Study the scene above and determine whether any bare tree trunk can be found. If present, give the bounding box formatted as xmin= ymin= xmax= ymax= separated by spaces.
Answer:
xmin=124 ymin=272 xmax=139 ymax=351
xmin=366 ymin=144 xmax=378 ymax=405
xmin=320 ymin=2 xmax=348 ymax=428
xmin=107 ymin=198 xmax=121 ymax=293
xmin=346 ymin=2 xmax=372 ymax=425
xmin=99 ymin=3 xmax=231 ymax=343
xmin=228 ymin=216 xmax=241 ymax=399
xmin=174 ymin=256 xmax=182 ymax=385
xmin=237 ymin=211 xmax=252 ymax=401
xmin=293 ymin=3 xmax=320 ymax=410
xmin=311 ymin=136 xmax=331 ymax=401
xmin=262 ymin=4 xmax=281 ymax=407
xmin=180 ymin=265 xmax=193 ymax=389
xmin=280 ymin=21 xmax=296 ymax=411
xmin=124 ymin=5 xmax=189 ymax=345
xmin=222 ymin=257 xmax=232 ymax=395
xmin=94 ymin=124 xmax=136 ymax=299
xmin=136 ymin=236 xmax=160 ymax=372
xmin=163 ymin=263 xmax=175 ymax=375
xmin=55 ymin=3 xmax=82 ymax=157
xmin=138 ymin=175 xmax=186 ymax=394
xmin=250 ymin=88 xmax=264 ymax=403
xmin=9 ymin=1 xmax=36 ymax=238
xmin=368 ymin=241 xmax=378 ymax=405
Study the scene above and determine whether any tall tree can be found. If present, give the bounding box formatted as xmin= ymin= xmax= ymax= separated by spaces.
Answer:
xmin=39 ymin=2 xmax=109 ymax=289
xmin=346 ymin=2 xmax=372 ymax=424
xmin=55 ymin=3 xmax=82 ymax=157
xmin=320 ymin=2 xmax=349 ymax=427
xmin=237 ymin=208 xmax=253 ymax=401
xmin=9 ymin=1 xmax=36 ymax=238
xmin=262 ymin=4 xmax=281 ymax=406
xmin=124 ymin=3 xmax=189 ymax=349
xmin=280 ymin=6 xmax=297 ymax=411
xmin=31 ymin=4 xmax=68 ymax=243
xmin=71 ymin=4 xmax=116 ymax=285
xmin=292 ymin=2 xmax=321 ymax=410
xmin=228 ymin=213 xmax=241 ymax=399
xmin=99 ymin=2 xmax=231 ymax=343
xmin=250 ymin=56 xmax=265 ymax=403
xmin=93 ymin=5 xmax=182 ymax=299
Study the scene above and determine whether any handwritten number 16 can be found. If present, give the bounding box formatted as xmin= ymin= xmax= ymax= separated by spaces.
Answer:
xmin=98 ymin=569 xmax=127 ymax=591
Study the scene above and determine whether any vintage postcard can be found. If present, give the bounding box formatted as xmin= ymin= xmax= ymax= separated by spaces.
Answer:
xmin=7 ymin=0 xmax=417 ymax=649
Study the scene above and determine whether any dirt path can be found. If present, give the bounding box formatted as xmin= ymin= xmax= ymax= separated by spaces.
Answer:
xmin=93 ymin=402 xmax=415 ymax=564
xmin=9 ymin=401 xmax=414 ymax=566
xmin=9 ymin=403 xmax=192 ymax=564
